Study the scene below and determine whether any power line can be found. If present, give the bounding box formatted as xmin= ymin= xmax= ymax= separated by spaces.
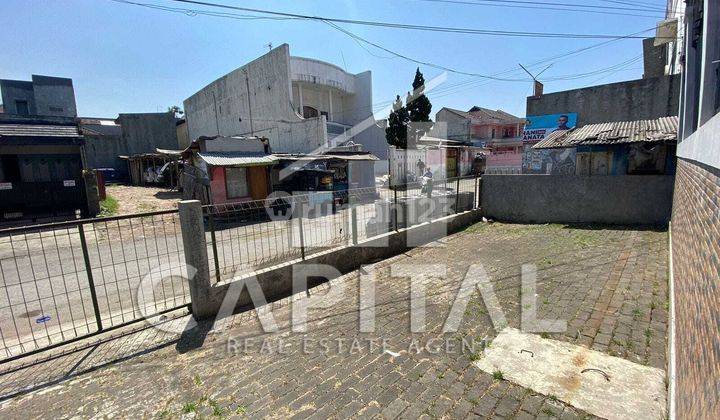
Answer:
xmin=591 ymin=0 xmax=667 ymax=11
xmin=417 ymin=0 xmax=666 ymax=18
xmin=323 ymin=21 xmax=530 ymax=81
xmin=111 ymin=0 xmax=659 ymax=115
xmin=161 ymin=0 xmax=669 ymax=39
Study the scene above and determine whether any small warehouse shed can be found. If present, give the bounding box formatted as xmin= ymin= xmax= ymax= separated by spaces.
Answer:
xmin=120 ymin=148 xmax=182 ymax=188
xmin=181 ymin=136 xmax=275 ymax=205
xmin=532 ymin=116 xmax=678 ymax=176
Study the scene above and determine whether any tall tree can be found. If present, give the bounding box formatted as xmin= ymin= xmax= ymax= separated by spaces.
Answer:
xmin=385 ymin=95 xmax=409 ymax=149
xmin=406 ymin=68 xmax=432 ymax=145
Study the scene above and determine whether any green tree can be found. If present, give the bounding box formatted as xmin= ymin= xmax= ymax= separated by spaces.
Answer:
xmin=406 ymin=68 xmax=432 ymax=145
xmin=385 ymin=95 xmax=409 ymax=149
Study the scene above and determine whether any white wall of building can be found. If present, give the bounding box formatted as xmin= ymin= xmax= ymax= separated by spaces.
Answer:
xmin=184 ymin=44 xmax=387 ymax=164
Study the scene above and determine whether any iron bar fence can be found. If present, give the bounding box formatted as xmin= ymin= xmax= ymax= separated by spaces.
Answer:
xmin=0 ymin=210 xmax=190 ymax=363
xmin=203 ymin=176 xmax=481 ymax=281
xmin=0 ymin=175 xmax=481 ymax=363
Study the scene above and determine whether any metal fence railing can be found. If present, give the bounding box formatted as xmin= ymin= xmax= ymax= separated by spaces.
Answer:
xmin=0 ymin=175 xmax=481 ymax=362
xmin=203 ymin=176 xmax=481 ymax=281
xmin=0 ymin=210 xmax=190 ymax=363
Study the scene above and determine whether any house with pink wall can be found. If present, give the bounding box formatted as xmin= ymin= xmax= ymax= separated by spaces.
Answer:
xmin=181 ymin=136 xmax=276 ymax=205
xmin=433 ymin=106 xmax=525 ymax=174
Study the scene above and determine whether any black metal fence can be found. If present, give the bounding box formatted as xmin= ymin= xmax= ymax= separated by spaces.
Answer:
xmin=0 ymin=175 xmax=481 ymax=362
xmin=0 ymin=210 xmax=189 ymax=363
xmin=203 ymin=176 xmax=481 ymax=281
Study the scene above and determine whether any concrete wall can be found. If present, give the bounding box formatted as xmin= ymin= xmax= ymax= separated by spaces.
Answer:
xmin=482 ymin=174 xmax=674 ymax=225
xmin=184 ymin=44 xmax=386 ymax=160
xmin=434 ymin=108 xmax=470 ymax=141
xmin=526 ymin=75 xmax=681 ymax=126
xmin=116 ymin=112 xmax=180 ymax=155
xmin=184 ymin=44 xmax=325 ymax=154
xmin=83 ymin=133 xmax=127 ymax=176
xmin=31 ymin=75 xmax=77 ymax=118
xmin=0 ymin=76 xmax=76 ymax=118
xmin=0 ymin=80 xmax=36 ymax=115
xmin=643 ymin=37 xmax=667 ymax=79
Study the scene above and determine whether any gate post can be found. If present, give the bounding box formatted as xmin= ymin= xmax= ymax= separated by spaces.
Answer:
xmin=178 ymin=200 xmax=214 ymax=318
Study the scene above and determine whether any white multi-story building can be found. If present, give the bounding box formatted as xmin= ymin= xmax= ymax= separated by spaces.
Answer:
xmin=183 ymin=44 xmax=387 ymax=172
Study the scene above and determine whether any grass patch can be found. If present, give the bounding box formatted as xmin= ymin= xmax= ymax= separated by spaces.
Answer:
xmin=98 ymin=195 xmax=119 ymax=217
xmin=492 ymin=370 xmax=504 ymax=381
xmin=182 ymin=402 xmax=197 ymax=414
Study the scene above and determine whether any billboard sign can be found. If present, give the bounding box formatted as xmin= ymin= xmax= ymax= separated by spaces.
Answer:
xmin=522 ymin=113 xmax=578 ymax=142
xmin=522 ymin=113 xmax=578 ymax=174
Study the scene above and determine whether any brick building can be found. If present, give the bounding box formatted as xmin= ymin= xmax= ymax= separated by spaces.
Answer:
xmin=665 ymin=0 xmax=720 ymax=418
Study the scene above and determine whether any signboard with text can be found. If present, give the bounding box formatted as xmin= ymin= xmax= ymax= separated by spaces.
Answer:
xmin=522 ymin=113 xmax=578 ymax=174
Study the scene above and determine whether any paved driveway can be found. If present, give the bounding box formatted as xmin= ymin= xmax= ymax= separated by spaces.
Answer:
xmin=0 ymin=222 xmax=668 ymax=419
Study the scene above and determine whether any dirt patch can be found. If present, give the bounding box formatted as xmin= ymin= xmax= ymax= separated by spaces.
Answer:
xmin=105 ymin=185 xmax=181 ymax=215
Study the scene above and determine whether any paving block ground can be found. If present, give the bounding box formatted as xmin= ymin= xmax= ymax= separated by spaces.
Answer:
xmin=0 ymin=222 xmax=669 ymax=419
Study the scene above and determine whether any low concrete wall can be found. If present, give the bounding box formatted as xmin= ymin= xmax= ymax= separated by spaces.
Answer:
xmin=481 ymin=174 xmax=674 ymax=225
xmin=195 ymin=209 xmax=482 ymax=318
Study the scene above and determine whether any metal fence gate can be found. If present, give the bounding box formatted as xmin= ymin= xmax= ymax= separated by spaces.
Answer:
xmin=0 ymin=175 xmax=482 ymax=363
xmin=0 ymin=210 xmax=190 ymax=363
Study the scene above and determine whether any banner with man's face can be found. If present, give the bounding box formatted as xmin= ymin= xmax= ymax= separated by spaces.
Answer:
xmin=522 ymin=113 xmax=578 ymax=142
xmin=521 ymin=113 xmax=578 ymax=174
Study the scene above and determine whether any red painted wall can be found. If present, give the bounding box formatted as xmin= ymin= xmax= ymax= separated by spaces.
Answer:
xmin=209 ymin=166 xmax=251 ymax=204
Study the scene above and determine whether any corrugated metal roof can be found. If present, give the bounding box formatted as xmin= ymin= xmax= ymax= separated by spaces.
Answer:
xmin=533 ymin=116 xmax=678 ymax=149
xmin=0 ymin=124 xmax=81 ymax=138
xmin=197 ymin=152 xmax=276 ymax=167
xmin=273 ymin=153 xmax=379 ymax=161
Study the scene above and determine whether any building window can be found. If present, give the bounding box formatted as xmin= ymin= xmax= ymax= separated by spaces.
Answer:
xmin=225 ymin=167 xmax=248 ymax=198
xmin=15 ymin=100 xmax=29 ymax=115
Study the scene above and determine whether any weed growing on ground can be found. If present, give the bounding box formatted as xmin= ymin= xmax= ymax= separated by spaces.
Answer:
xmin=182 ymin=403 xmax=197 ymax=414
xmin=492 ymin=370 xmax=504 ymax=381
xmin=98 ymin=195 xmax=119 ymax=217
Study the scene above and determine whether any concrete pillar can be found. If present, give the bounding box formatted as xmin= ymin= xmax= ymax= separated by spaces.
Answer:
xmin=328 ymin=89 xmax=333 ymax=122
xmin=178 ymin=199 xmax=214 ymax=318
xmin=83 ymin=169 xmax=101 ymax=217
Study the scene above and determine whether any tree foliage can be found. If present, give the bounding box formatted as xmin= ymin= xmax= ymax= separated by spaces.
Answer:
xmin=407 ymin=68 xmax=432 ymax=124
xmin=385 ymin=68 xmax=433 ymax=149
xmin=385 ymin=95 xmax=409 ymax=149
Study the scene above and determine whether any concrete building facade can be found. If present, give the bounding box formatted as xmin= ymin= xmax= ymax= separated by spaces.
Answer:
xmin=81 ymin=112 xmax=181 ymax=180
xmin=433 ymin=106 xmax=524 ymax=145
xmin=0 ymin=75 xmax=77 ymax=118
xmin=183 ymin=44 xmax=386 ymax=169
xmin=526 ymin=37 xmax=681 ymax=127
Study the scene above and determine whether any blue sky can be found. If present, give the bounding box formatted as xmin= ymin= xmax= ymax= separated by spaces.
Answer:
xmin=0 ymin=0 xmax=667 ymax=119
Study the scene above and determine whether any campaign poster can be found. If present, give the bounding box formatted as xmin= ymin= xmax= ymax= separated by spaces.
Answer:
xmin=522 ymin=113 xmax=578 ymax=142
xmin=522 ymin=113 xmax=578 ymax=174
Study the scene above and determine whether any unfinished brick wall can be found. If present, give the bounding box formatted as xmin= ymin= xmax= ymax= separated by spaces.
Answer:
xmin=671 ymin=158 xmax=720 ymax=419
